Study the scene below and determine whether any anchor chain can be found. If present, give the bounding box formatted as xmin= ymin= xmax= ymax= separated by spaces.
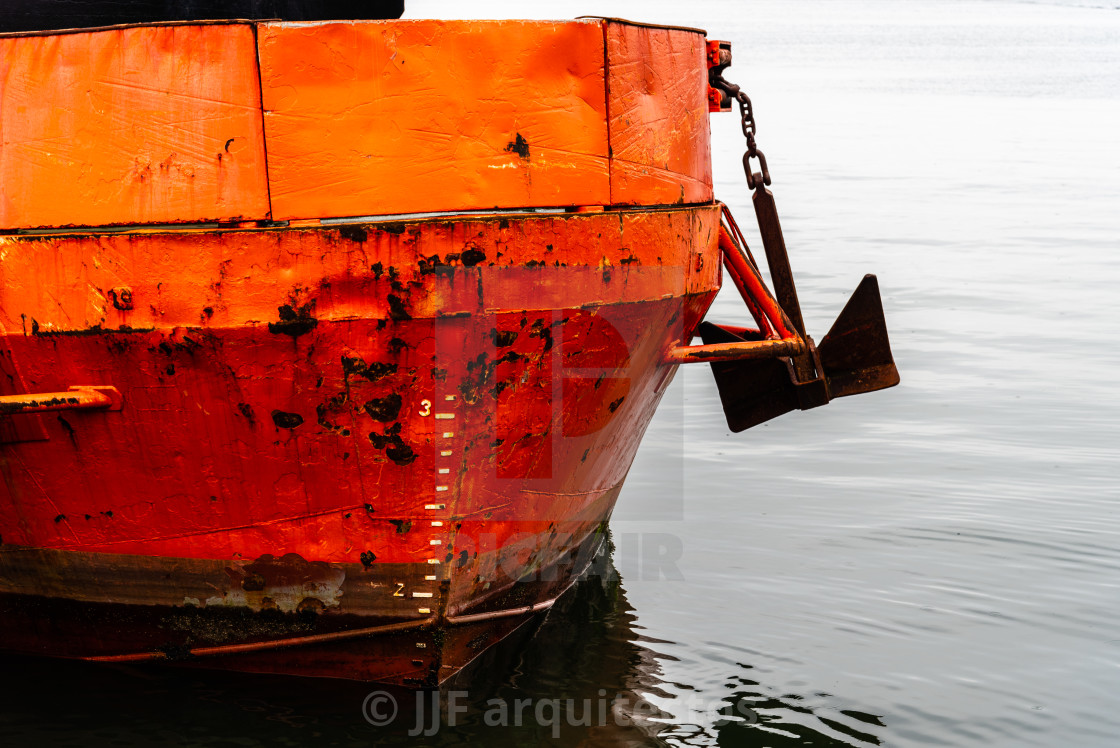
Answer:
xmin=708 ymin=67 xmax=770 ymax=190
xmin=710 ymin=55 xmax=829 ymax=406
xmin=699 ymin=43 xmax=899 ymax=430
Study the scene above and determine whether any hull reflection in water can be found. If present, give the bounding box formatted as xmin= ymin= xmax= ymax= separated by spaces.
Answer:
xmin=0 ymin=537 xmax=886 ymax=746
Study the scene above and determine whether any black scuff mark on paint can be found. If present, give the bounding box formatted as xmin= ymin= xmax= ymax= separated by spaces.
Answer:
xmin=460 ymin=248 xmax=486 ymax=267
xmin=341 ymin=355 xmax=397 ymax=383
xmin=389 ymin=519 xmax=412 ymax=535
xmin=360 ymin=550 xmax=377 ymax=568
xmin=268 ymin=303 xmax=318 ymax=338
xmin=338 ymin=225 xmax=368 ymax=243
xmin=316 ymin=391 xmax=349 ymax=433
xmin=32 ymin=323 xmax=156 ymax=338
xmin=367 ymin=423 xmax=417 ymax=466
xmin=385 ymin=442 xmax=416 ymax=466
xmin=387 ymin=294 xmax=411 ymax=321
xmin=417 ymin=254 xmax=453 ymax=277
xmin=528 ymin=318 xmax=554 ymax=352
xmin=505 ymin=133 xmax=530 ymax=160
xmin=237 ymin=402 xmax=255 ymax=425
xmin=57 ymin=415 xmax=77 ymax=447
xmin=490 ymin=329 xmax=517 ymax=347
xmin=363 ymin=393 xmax=403 ymax=422
xmin=459 ymin=352 xmax=495 ymax=405
xmin=271 ymin=410 xmax=304 ymax=429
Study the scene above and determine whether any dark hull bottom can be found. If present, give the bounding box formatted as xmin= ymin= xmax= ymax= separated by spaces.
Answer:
xmin=0 ymin=529 xmax=611 ymax=687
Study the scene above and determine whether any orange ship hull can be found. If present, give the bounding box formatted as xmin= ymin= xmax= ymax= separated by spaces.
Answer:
xmin=0 ymin=18 xmax=726 ymax=685
xmin=0 ymin=206 xmax=718 ymax=685
xmin=0 ymin=16 xmax=896 ymax=685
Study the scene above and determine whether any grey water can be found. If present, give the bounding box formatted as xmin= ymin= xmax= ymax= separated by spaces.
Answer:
xmin=3 ymin=0 xmax=1119 ymax=745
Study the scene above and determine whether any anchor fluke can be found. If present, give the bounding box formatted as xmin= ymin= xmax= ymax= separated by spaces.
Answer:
xmin=699 ymin=322 xmax=798 ymax=433
xmin=817 ymin=274 xmax=900 ymax=399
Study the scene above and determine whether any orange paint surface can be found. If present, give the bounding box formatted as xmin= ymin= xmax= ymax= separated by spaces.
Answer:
xmin=0 ymin=19 xmax=731 ymax=679
xmin=258 ymin=20 xmax=611 ymax=220
xmin=0 ymin=19 xmax=715 ymax=229
xmin=606 ymin=23 xmax=714 ymax=206
xmin=0 ymin=23 xmax=271 ymax=229
xmin=0 ymin=206 xmax=720 ymax=562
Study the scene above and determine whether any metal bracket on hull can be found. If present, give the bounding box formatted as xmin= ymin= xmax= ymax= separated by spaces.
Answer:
xmin=0 ymin=323 xmax=49 ymax=443
xmin=0 ymin=385 xmax=122 ymax=416
xmin=667 ymin=208 xmax=803 ymax=365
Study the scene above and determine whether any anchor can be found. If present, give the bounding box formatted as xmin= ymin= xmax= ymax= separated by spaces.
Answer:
xmin=670 ymin=40 xmax=899 ymax=431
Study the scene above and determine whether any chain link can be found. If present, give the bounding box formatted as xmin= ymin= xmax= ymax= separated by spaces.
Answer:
xmin=709 ymin=72 xmax=772 ymax=190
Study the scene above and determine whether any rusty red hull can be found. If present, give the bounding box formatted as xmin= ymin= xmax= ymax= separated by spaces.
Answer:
xmin=0 ymin=206 xmax=721 ymax=685
xmin=0 ymin=16 xmax=727 ymax=685
xmin=0 ymin=14 xmax=898 ymax=685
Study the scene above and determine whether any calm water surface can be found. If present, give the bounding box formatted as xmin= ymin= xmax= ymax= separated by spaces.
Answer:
xmin=3 ymin=0 xmax=1118 ymax=745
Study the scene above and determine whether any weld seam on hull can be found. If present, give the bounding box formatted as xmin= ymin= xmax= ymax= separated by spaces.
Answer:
xmin=12 ymin=202 xmax=721 ymax=238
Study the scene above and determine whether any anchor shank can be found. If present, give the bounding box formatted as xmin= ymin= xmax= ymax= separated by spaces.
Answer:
xmin=752 ymin=185 xmax=806 ymax=338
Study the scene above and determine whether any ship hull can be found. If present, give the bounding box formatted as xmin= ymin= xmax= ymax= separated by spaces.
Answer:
xmin=0 ymin=15 xmax=875 ymax=686
xmin=0 ymin=206 xmax=721 ymax=684
xmin=0 ymin=12 xmax=900 ymax=684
